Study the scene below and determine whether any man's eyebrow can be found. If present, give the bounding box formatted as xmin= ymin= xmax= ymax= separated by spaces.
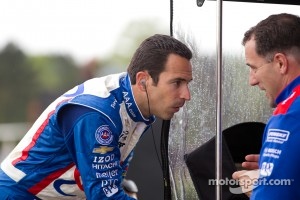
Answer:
xmin=246 ymin=63 xmax=255 ymax=68
xmin=170 ymin=77 xmax=193 ymax=82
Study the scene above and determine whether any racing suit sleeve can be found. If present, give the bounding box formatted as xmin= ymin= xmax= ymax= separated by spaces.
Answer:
xmin=59 ymin=105 xmax=136 ymax=200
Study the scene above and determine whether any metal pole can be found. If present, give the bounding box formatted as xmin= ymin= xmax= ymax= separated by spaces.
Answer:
xmin=216 ymin=0 xmax=223 ymax=200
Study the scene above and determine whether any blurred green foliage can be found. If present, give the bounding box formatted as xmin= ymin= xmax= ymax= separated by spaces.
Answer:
xmin=0 ymin=43 xmax=38 ymax=122
xmin=29 ymin=55 xmax=81 ymax=93
xmin=99 ymin=19 xmax=169 ymax=74
xmin=0 ymin=19 xmax=168 ymax=123
xmin=0 ymin=42 xmax=81 ymax=123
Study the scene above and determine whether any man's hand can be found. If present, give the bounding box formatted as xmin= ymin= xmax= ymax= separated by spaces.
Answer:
xmin=241 ymin=154 xmax=259 ymax=170
xmin=232 ymin=169 xmax=259 ymax=197
xmin=122 ymin=179 xmax=138 ymax=199
xmin=231 ymin=154 xmax=260 ymax=197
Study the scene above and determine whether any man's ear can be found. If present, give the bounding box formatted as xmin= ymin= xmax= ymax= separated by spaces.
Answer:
xmin=274 ymin=53 xmax=288 ymax=74
xmin=136 ymin=71 xmax=148 ymax=90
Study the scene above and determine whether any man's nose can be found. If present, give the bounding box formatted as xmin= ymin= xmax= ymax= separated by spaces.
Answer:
xmin=249 ymin=70 xmax=258 ymax=86
xmin=181 ymin=85 xmax=191 ymax=101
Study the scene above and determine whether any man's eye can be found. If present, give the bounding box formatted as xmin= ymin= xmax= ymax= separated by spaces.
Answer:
xmin=174 ymin=81 xmax=181 ymax=86
xmin=173 ymin=81 xmax=182 ymax=87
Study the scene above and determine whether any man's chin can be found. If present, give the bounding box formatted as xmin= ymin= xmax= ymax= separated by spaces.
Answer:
xmin=160 ymin=113 xmax=175 ymax=120
xmin=265 ymin=94 xmax=276 ymax=108
xmin=270 ymin=101 xmax=277 ymax=108
xmin=267 ymin=98 xmax=276 ymax=108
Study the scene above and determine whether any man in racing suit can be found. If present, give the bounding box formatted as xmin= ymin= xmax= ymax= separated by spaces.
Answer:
xmin=232 ymin=13 xmax=300 ymax=199
xmin=0 ymin=34 xmax=193 ymax=199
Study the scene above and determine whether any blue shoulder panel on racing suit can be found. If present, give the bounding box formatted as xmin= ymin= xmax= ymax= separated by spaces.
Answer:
xmin=0 ymin=72 xmax=155 ymax=199
xmin=251 ymin=76 xmax=300 ymax=200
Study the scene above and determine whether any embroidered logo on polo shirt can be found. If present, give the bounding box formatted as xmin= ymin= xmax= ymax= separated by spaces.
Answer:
xmin=260 ymin=162 xmax=274 ymax=176
xmin=266 ymin=129 xmax=289 ymax=144
xmin=95 ymin=125 xmax=113 ymax=145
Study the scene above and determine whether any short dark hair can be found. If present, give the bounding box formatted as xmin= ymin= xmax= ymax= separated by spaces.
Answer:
xmin=127 ymin=34 xmax=192 ymax=85
xmin=242 ymin=13 xmax=300 ymax=60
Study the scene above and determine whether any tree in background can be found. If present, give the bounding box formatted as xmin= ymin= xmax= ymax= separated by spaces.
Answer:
xmin=0 ymin=42 xmax=38 ymax=122
xmin=98 ymin=19 xmax=168 ymax=76
xmin=0 ymin=43 xmax=82 ymax=123
xmin=0 ymin=19 xmax=167 ymax=123
xmin=26 ymin=54 xmax=81 ymax=121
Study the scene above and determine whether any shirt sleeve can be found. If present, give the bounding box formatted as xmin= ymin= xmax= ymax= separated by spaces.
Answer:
xmin=59 ymin=105 xmax=136 ymax=200
xmin=251 ymin=113 xmax=300 ymax=199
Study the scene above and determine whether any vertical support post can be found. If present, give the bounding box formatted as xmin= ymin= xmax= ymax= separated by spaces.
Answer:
xmin=216 ymin=0 xmax=223 ymax=200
